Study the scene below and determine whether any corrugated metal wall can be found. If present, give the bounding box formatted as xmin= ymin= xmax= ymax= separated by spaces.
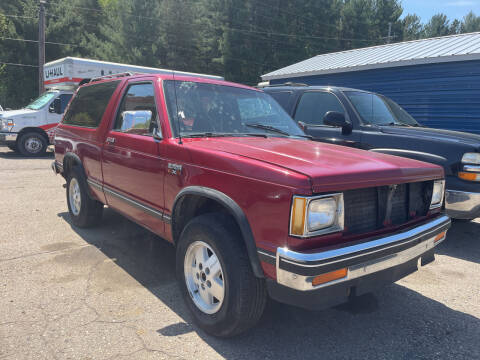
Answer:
xmin=269 ymin=60 xmax=480 ymax=134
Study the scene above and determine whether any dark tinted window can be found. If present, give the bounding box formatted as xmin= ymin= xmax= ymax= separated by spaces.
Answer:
xmin=63 ymin=81 xmax=119 ymax=127
xmin=59 ymin=94 xmax=73 ymax=113
xmin=114 ymin=83 xmax=158 ymax=135
xmin=294 ymin=91 xmax=345 ymax=125
xmin=268 ymin=91 xmax=292 ymax=111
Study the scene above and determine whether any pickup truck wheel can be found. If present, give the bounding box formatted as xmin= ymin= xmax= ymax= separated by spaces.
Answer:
xmin=66 ymin=166 xmax=103 ymax=228
xmin=17 ymin=132 xmax=47 ymax=156
xmin=176 ymin=213 xmax=267 ymax=337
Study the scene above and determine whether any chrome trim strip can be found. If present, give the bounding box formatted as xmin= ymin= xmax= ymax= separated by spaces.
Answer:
xmin=87 ymin=178 xmax=169 ymax=223
xmin=257 ymin=250 xmax=276 ymax=259
xmin=279 ymin=215 xmax=449 ymax=265
xmin=463 ymin=165 xmax=480 ymax=173
xmin=86 ymin=178 xmax=102 ymax=191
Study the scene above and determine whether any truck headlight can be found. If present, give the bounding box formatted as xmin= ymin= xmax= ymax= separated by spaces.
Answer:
xmin=430 ymin=180 xmax=445 ymax=209
xmin=461 ymin=153 xmax=480 ymax=164
xmin=1 ymin=119 xmax=14 ymax=131
xmin=290 ymin=193 xmax=344 ymax=237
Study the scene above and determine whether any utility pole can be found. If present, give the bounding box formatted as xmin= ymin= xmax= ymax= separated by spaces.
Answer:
xmin=387 ymin=22 xmax=392 ymax=44
xmin=38 ymin=0 xmax=46 ymax=95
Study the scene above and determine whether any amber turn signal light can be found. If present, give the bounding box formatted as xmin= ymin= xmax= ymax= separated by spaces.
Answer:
xmin=458 ymin=172 xmax=480 ymax=181
xmin=312 ymin=268 xmax=348 ymax=286
xmin=290 ymin=197 xmax=307 ymax=235
xmin=434 ymin=231 xmax=446 ymax=243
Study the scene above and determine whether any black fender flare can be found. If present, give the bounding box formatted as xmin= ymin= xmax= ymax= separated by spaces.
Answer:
xmin=62 ymin=153 xmax=96 ymax=199
xmin=172 ymin=186 xmax=264 ymax=278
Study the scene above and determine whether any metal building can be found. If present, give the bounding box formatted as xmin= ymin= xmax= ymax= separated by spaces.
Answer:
xmin=261 ymin=32 xmax=480 ymax=134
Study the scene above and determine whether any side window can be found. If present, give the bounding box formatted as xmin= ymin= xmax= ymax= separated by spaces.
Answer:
xmin=268 ymin=91 xmax=292 ymax=111
xmin=59 ymin=94 xmax=73 ymax=113
xmin=294 ymin=91 xmax=345 ymax=126
xmin=63 ymin=81 xmax=120 ymax=127
xmin=114 ymin=83 xmax=158 ymax=136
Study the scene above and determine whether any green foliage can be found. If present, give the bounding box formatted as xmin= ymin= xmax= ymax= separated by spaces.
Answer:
xmin=1 ymin=0 xmax=480 ymax=108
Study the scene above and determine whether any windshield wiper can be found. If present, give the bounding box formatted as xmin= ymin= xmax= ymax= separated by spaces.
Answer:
xmin=245 ymin=123 xmax=290 ymax=136
xmin=182 ymin=132 xmax=232 ymax=138
xmin=379 ymin=122 xmax=411 ymax=127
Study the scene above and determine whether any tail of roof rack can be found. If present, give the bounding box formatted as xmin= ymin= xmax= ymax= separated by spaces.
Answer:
xmin=89 ymin=72 xmax=142 ymax=83
xmin=257 ymin=81 xmax=308 ymax=88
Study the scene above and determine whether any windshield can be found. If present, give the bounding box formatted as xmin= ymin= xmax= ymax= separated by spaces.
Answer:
xmin=26 ymin=92 xmax=57 ymax=110
xmin=345 ymin=91 xmax=419 ymax=126
xmin=163 ymin=80 xmax=305 ymax=138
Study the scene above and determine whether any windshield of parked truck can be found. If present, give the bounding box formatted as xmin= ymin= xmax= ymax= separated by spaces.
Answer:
xmin=25 ymin=92 xmax=57 ymax=110
xmin=345 ymin=91 xmax=419 ymax=127
xmin=164 ymin=80 xmax=306 ymax=138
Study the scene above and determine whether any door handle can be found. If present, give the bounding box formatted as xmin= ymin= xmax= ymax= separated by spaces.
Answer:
xmin=106 ymin=137 xmax=116 ymax=144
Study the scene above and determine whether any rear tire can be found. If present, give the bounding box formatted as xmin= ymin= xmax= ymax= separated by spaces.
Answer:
xmin=176 ymin=213 xmax=267 ymax=337
xmin=66 ymin=166 xmax=103 ymax=228
xmin=17 ymin=132 xmax=47 ymax=156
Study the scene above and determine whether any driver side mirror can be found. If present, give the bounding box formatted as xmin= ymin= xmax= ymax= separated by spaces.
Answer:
xmin=49 ymin=98 xmax=62 ymax=114
xmin=323 ymin=111 xmax=352 ymax=134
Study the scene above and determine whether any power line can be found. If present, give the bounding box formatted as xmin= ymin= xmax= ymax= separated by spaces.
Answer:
xmin=0 ymin=36 xmax=81 ymax=47
xmin=0 ymin=13 xmax=38 ymax=20
xmin=0 ymin=61 xmax=38 ymax=68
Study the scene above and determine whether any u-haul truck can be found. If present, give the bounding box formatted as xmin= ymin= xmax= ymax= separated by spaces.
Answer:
xmin=0 ymin=57 xmax=222 ymax=156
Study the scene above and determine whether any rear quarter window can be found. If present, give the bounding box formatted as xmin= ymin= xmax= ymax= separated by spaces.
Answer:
xmin=62 ymin=81 xmax=120 ymax=128
xmin=267 ymin=91 xmax=292 ymax=111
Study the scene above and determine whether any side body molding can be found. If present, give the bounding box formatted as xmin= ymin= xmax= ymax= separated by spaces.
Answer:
xmin=172 ymin=186 xmax=264 ymax=278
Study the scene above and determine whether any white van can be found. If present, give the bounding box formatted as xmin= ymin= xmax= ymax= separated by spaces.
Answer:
xmin=0 ymin=57 xmax=222 ymax=156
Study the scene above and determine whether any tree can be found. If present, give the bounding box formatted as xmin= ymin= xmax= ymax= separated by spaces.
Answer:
xmin=423 ymin=14 xmax=451 ymax=38
xmin=402 ymin=14 xmax=422 ymax=40
xmin=461 ymin=11 xmax=480 ymax=33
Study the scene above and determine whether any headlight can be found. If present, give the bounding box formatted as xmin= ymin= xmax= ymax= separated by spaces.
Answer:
xmin=0 ymin=119 xmax=14 ymax=131
xmin=290 ymin=193 xmax=344 ymax=237
xmin=430 ymin=180 xmax=445 ymax=209
xmin=461 ymin=153 xmax=480 ymax=164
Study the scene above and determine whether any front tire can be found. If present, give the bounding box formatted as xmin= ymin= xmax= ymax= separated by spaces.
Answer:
xmin=17 ymin=132 xmax=47 ymax=156
xmin=66 ymin=166 xmax=103 ymax=228
xmin=176 ymin=213 xmax=267 ymax=337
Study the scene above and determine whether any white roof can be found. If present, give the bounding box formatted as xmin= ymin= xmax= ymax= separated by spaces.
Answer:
xmin=261 ymin=32 xmax=480 ymax=80
xmin=44 ymin=57 xmax=224 ymax=80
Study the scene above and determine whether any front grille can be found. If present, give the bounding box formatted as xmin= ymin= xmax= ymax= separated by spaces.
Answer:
xmin=343 ymin=181 xmax=433 ymax=235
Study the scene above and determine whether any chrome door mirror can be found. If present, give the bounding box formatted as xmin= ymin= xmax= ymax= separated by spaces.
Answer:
xmin=120 ymin=110 xmax=154 ymax=135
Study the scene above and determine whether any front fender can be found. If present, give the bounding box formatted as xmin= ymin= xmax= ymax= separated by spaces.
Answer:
xmin=172 ymin=186 xmax=264 ymax=278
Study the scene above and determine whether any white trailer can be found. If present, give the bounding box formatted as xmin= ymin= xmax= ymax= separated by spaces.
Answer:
xmin=0 ymin=57 xmax=222 ymax=156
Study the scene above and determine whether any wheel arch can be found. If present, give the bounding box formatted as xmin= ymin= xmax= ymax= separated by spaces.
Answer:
xmin=16 ymin=127 xmax=49 ymax=144
xmin=172 ymin=186 xmax=264 ymax=278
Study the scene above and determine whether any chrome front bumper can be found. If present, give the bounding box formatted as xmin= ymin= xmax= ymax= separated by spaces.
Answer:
xmin=276 ymin=215 xmax=451 ymax=291
xmin=445 ymin=190 xmax=480 ymax=219
xmin=0 ymin=131 xmax=18 ymax=144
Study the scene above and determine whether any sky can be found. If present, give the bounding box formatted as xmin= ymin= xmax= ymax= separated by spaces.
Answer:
xmin=401 ymin=0 xmax=480 ymax=22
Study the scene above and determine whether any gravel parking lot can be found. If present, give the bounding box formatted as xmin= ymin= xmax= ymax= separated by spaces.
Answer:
xmin=0 ymin=146 xmax=479 ymax=360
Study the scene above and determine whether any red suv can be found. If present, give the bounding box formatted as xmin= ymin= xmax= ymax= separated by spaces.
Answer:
xmin=52 ymin=72 xmax=450 ymax=337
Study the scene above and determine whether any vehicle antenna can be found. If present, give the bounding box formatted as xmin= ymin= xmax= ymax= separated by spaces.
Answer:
xmin=172 ymin=71 xmax=182 ymax=145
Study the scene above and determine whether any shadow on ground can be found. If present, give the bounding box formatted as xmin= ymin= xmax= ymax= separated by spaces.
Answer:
xmin=436 ymin=219 xmax=480 ymax=264
xmin=0 ymin=147 xmax=54 ymax=159
xmin=58 ymin=209 xmax=480 ymax=359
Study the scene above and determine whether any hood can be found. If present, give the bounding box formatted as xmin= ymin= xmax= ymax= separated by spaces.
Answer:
xmin=380 ymin=126 xmax=480 ymax=149
xmin=0 ymin=108 xmax=37 ymax=119
xmin=184 ymin=137 xmax=443 ymax=193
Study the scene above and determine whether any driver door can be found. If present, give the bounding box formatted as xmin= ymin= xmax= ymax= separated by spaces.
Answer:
xmin=293 ymin=90 xmax=362 ymax=148
xmin=46 ymin=94 xmax=72 ymax=124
